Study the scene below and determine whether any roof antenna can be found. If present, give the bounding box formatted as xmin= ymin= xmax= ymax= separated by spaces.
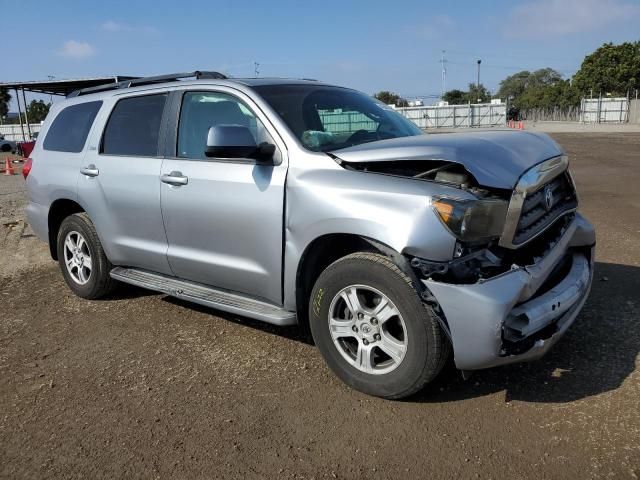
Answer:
xmin=254 ymin=62 xmax=260 ymax=78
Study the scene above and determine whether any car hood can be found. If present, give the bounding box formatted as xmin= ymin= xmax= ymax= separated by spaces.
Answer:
xmin=329 ymin=129 xmax=564 ymax=190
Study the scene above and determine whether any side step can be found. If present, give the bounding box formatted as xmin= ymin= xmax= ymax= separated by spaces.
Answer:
xmin=110 ymin=267 xmax=297 ymax=326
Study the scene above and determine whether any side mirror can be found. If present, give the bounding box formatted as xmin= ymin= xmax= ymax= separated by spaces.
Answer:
xmin=205 ymin=125 xmax=275 ymax=163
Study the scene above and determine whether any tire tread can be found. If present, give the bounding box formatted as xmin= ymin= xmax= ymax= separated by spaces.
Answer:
xmin=57 ymin=213 xmax=116 ymax=299
xmin=311 ymin=252 xmax=451 ymax=399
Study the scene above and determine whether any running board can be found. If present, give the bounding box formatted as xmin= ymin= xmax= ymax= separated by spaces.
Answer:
xmin=110 ymin=267 xmax=297 ymax=326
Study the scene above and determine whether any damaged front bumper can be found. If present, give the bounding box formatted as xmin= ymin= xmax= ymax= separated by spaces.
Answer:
xmin=423 ymin=213 xmax=595 ymax=370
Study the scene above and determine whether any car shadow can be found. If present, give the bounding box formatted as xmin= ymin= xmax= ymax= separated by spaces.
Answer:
xmin=105 ymin=283 xmax=160 ymax=300
xmin=162 ymin=296 xmax=309 ymax=345
xmin=410 ymin=261 xmax=640 ymax=404
xmin=106 ymin=261 xmax=638 ymax=403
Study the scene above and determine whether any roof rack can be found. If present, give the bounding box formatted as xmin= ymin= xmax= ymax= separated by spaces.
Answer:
xmin=68 ymin=71 xmax=228 ymax=97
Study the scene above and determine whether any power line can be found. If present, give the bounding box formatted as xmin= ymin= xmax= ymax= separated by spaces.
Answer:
xmin=443 ymin=49 xmax=579 ymax=64
xmin=445 ymin=59 xmax=575 ymax=73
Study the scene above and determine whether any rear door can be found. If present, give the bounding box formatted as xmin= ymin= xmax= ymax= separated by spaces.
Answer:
xmin=159 ymin=88 xmax=287 ymax=304
xmin=77 ymin=91 xmax=172 ymax=274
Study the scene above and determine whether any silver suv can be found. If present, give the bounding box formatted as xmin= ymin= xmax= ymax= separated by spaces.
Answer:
xmin=25 ymin=71 xmax=595 ymax=399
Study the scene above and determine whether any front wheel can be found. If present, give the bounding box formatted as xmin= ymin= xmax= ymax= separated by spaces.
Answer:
xmin=309 ymin=252 xmax=450 ymax=399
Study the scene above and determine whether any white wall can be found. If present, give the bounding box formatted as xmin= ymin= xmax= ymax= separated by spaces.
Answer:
xmin=580 ymin=98 xmax=629 ymax=123
xmin=0 ymin=123 xmax=42 ymax=141
xmin=396 ymin=103 xmax=507 ymax=129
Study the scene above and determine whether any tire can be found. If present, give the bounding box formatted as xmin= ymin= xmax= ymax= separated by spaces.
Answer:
xmin=309 ymin=252 xmax=450 ymax=399
xmin=1 ymin=143 xmax=10 ymax=152
xmin=56 ymin=213 xmax=117 ymax=299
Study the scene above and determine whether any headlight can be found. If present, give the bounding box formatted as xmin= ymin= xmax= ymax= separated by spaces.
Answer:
xmin=432 ymin=196 xmax=508 ymax=242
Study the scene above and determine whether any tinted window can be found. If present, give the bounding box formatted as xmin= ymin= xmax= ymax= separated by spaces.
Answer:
xmin=254 ymin=85 xmax=423 ymax=152
xmin=102 ymin=94 xmax=167 ymax=156
xmin=177 ymin=91 xmax=273 ymax=160
xmin=43 ymin=101 xmax=102 ymax=153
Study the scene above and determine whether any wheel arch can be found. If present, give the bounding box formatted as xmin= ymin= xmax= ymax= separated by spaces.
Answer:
xmin=294 ymin=233 xmax=420 ymax=338
xmin=47 ymin=198 xmax=86 ymax=260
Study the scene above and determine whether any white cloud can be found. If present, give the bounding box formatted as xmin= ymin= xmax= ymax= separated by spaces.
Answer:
xmin=101 ymin=20 xmax=125 ymax=32
xmin=57 ymin=40 xmax=95 ymax=59
xmin=504 ymin=0 xmax=639 ymax=39
xmin=407 ymin=15 xmax=454 ymax=39
xmin=334 ymin=61 xmax=365 ymax=73
xmin=101 ymin=20 xmax=157 ymax=34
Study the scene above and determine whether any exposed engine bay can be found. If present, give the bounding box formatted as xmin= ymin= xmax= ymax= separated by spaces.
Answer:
xmin=340 ymin=158 xmax=579 ymax=286
xmin=340 ymin=159 xmax=506 ymax=198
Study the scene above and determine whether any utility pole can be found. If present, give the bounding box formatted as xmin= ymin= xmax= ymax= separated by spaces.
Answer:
xmin=440 ymin=50 xmax=447 ymax=100
xmin=254 ymin=62 xmax=260 ymax=77
xmin=476 ymin=59 xmax=482 ymax=102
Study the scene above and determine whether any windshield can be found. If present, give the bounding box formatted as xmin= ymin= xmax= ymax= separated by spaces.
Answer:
xmin=253 ymin=84 xmax=423 ymax=152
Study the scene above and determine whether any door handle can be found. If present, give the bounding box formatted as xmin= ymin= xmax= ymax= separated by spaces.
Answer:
xmin=161 ymin=171 xmax=189 ymax=186
xmin=80 ymin=164 xmax=99 ymax=177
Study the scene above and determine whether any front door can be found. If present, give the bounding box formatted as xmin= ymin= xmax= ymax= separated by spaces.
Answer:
xmin=160 ymin=89 xmax=287 ymax=304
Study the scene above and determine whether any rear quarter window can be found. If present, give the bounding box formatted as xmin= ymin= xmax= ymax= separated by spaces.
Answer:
xmin=43 ymin=101 xmax=102 ymax=153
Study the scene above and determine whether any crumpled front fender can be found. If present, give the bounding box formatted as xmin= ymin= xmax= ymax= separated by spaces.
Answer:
xmin=424 ymin=213 xmax=595 ymax=370
xmin=282 ymin=163 xmax=466 ymax=310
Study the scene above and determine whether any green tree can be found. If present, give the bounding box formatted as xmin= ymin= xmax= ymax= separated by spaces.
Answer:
xmin=496 ymin=70 xmax=531 ymax=101
xmin=26 ymin=100 xmax=51 ymax=123
xmin=516 ymin=80 xmax=580 ymax=109
xmin=497 ymin=68 xmax=563 ymax=104
xmin=442 ymin=89 xmax=467 ymax=104
xmin=0 ymin=88 xmax=11 ymax=118
xmin=495 ymin=68 xmax=581 ymax=109
xmin=467 ymin=83 xmax=491 ymax=103
xmin=374 ymin=91 xmax=408 ymax=107
xmin=572 ymin=41 xmax=640 ymax=96
xmin=442 ymin=84 xmax=490 ymax=104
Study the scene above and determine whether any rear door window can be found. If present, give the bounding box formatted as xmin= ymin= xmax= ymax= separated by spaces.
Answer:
xmin=43 ymin=101 xmax=102 ymax=153
xmin=101 ymin=94 xmax=168 ymax=157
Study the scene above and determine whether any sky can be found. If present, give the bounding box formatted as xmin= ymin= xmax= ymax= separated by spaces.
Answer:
xmin=3 ymin=0 xmax=640 ymax=109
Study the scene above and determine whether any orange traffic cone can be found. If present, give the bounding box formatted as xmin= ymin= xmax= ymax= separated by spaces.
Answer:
xmin=3 ymin=157 xmax=15 ymax=176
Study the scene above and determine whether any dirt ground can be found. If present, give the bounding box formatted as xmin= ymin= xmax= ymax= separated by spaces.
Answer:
xmin=1 ymin=134 xmax=639 ymax=479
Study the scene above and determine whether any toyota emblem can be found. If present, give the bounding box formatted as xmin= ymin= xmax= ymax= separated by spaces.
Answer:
xmin=544 ymin=185 xmax=554 ymax=211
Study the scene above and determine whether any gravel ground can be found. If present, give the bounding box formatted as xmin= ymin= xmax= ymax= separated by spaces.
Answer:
xmin=0 ymin=157 xmax=50 ymax=279
xmin=524 ymin=122 xmax=640 ymax=133
xmin=1 ymin=134 xmax=639 ymax=479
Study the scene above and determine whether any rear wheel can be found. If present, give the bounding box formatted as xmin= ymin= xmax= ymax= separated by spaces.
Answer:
xmin=57 ymin=213 xmax=116 ymax=299
xmin=309 ymin=252 xmax=449 ymax=399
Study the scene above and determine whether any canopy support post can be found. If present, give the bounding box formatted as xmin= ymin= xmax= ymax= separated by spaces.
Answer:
xmin=21 ymin=88 xmax=32 ymax=139
xmin=14 ymin=88 xmax=26 ymax=142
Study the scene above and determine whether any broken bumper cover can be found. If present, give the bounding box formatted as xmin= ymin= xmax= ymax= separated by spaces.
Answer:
xmin=424 ymin=213 xmax=595 ymax=370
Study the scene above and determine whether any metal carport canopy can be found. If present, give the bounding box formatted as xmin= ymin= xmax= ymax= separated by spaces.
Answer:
xmin=0 ymin=76 xmax=138 ymax=97
xmin=0 ymin=76 xmax=138 ymax=142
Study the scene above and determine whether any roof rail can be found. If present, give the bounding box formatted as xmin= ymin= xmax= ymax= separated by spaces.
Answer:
xmin=68 ymin=71 xmax=228 ymax=97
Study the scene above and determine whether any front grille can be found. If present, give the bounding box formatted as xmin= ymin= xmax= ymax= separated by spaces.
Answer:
xmin=513 ymin=172 xmax=577 ymax=246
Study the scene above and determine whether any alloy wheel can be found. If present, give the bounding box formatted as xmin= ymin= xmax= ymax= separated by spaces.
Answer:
xmin=328 ymin=284 xmax=408 ymax=374
xmin=63 ymin=230 xmax=93 ymax=285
